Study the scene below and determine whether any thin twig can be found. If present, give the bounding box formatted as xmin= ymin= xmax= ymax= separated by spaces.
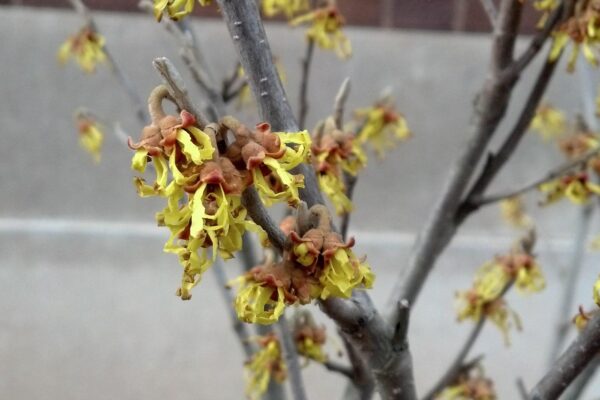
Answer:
xmin=212 ymin=261 xmax=255 ymax=358
xmin=529 ymin=313 xmax=600 ymax=399
xmin=152 ymin=57 xmax=210 ymax=127
xmin=422 ymin=319 xmax=486 ymax=400
xmin=516 ymin=378 xmax=528 ymax=400
xmin=424 ymin=276 xmax=516 ymax=400
xmin=340 ymin=333 xmax=376 ymax=400
xmin=479 ymin=0 xmax=498 ymax=27
xmin=276 ymin=314 xmax=308 ymax=400
xmin=323 ymin=360 xmax=355 ymax=380
xmin=340 ymin=174 xmax=358 ymax=241
xmin=458 ymin=59 xmax=559 ymax=216
xmin=67 ymin=0 xmax=148 ymax=125
xmin=241 ymin=188 xmax=288 ymax=250
xmin=298 ymin=39 xmax=315 ymax=129
xmin=502 ymin=3 xmax=563 ymax=81
xmin=470 ymin=148 xmax=600 ymax=207
xmin=333 ymin=78 xmax=351 ymax=129
xmin=392 ymin=299 xmax=410 ymax=351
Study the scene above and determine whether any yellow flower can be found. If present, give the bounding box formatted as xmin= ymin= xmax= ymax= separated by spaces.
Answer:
xmin=436 ymin=370 xmax=497 ymax=400
xmin=234 ymin=279 xmax=287 ymax=325
xmin=499 ymin=197 xmax=532 ymax=229
xmin=594 ymin=275 xmax=600 ymax=307
xmin=355 ymin=103 xmax=411 ymax=158
xmin=539 ymin=172 xmax=600 ymax=205
xmin=153 ymin=0 xmax=211 ymax=21
xmin=291 ymin=6 xmax=352 ymax=59
xmin=533 ymin=0 xmax=560 ymax=29
xmin=312 ymin=118 xmax=367 ymax=214
xmin=251 ymin=128 xmax=311 ymax=206
xmin=529 ymin=103 xmax=566 ymax=140
xmin=319 ymin=248 xmax=374 ymax=299
xmin=75 ymin=111 xmax=104 ymax=163
xmin=318 ymin=173 xmax=353 ymax=214
xmin=58 ymin=27 xmax=106 ymax=73
xmin=245 ymin=335 xmax=287 ymax=400
xmin=548 ymin=4 xmax=600 ymax=72
xmin=262 ymin=0 xmax=309 ymax=19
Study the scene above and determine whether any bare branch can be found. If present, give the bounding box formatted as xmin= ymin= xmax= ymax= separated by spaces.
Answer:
xmin=68 ymin=0 xmax=148 ymax=125
xmin=340 ymin=333 xmax=376 ymax=400
xmin=470 ymin=147 xmax=600 ymax=207
xmin=529 ymin=313 xmax=600 ymax=399
xmin=298 ymin=39 xmax=315 ymax=129
xmin=276 ymin=314 xmax=308 ymax=400
xmin=562 ymin=356 xmax=600 ymax=400
xmin=241 ymin=188 xmax=288 ymax=250
xmin=390 ymin=0 xmax=525 ymax=312
xmin=340 ymin=173 xmax=358 ymax=241
xmin=516 ymin=378 xmax=528 ymax=400
xmin=392 ymin=299 xmax=410 ymax=351
xmin=212 ymin=261 xmax=255 ymax=358
xmin=323 ymin=360 xmax=355 ymax=380
xmin=333 ymin=78 xmax=351 ymax=130
xmin=502 ymin=3 xmax=563 ymax=81
xmin=479 ymin=0 xmax=498 ymax=28
xmin=423 ymin=319 xmax=486 ymax=400
xmin=152 ymin=57 xmax=210 ymax=127
xmin=459 ymin=58 xmax=562 ymax=215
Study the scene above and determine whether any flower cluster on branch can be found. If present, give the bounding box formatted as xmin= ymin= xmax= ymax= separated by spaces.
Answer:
xmin=129 ymin=85 xmax=311 ymax=300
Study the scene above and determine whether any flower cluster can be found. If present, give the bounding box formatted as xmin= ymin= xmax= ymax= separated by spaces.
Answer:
xmin=499 ymin=196 xmax=532 ymax=229
xmin=571 ymin=276 xmax=600 ymax=331
xmin=152 ymin=0 xmax=211 ymax=21
xmin=354 ymin=99 xmax=411 ymax=158
xmin=262 ymin=0 xmax=309 ymax=19
xmin=539 ymin=171 xmax=600 ymax=205
xmin=311 ymin=117 xmax=367 ymax=214
xmin=233 ymin=205 xmax=374 ymax=324
xmin=549 ymin=0 xmax=600 ymax=72
xmin=129 ymin=86 xmax=310 ymax=299
xmin=456 ymin=240 xmax=544 ymax=343
xmin=291 ymin=5 xmax=352 ymax=59
xmin=57 ymin=27 xmax=106 ymax=73
xmin=436 ymin=368 xmax=497 ymax=400
xmin=533 ymin=0 xmax=560 ymax=28
xmin=75 ymin=110 xmax=104 ymax=163
xmin=245 ymin=334 xmax=287 ymax=400
xmin=529 ymin=103 xmax=566 ymax=140
xmin=292 ymin=310 xmax=328 ymax=363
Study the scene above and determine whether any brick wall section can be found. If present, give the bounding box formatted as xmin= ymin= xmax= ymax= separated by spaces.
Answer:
xmin=2 ymin=0 xmax=543 ymax=32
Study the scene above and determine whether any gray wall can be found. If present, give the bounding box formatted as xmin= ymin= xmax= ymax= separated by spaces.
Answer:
xmin=1 ymin=6 xmax=599 ymax=399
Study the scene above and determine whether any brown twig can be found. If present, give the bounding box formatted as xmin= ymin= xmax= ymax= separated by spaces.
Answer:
xmin=152 ymin=57 xmax=210 ymax=127
xmin=67 ymin=0 xmax=148 ymax=125
xmin=529 ymin=313 xmax=600 ymax=399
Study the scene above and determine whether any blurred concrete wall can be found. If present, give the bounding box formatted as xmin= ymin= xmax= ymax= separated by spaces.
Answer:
xmin=1 ymin=5 xmax=600 ymax=400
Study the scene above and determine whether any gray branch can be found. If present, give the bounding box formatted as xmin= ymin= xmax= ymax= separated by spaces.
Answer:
xmin=212 ymin=261 xmax=255 ymax=358
xmin=276 ymin=314 xmax=308 ymax=400
xmin=390 ymin=0 xmax=525 ymax=313
xmin=530 ymin=313 xmax=600 ymax=399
